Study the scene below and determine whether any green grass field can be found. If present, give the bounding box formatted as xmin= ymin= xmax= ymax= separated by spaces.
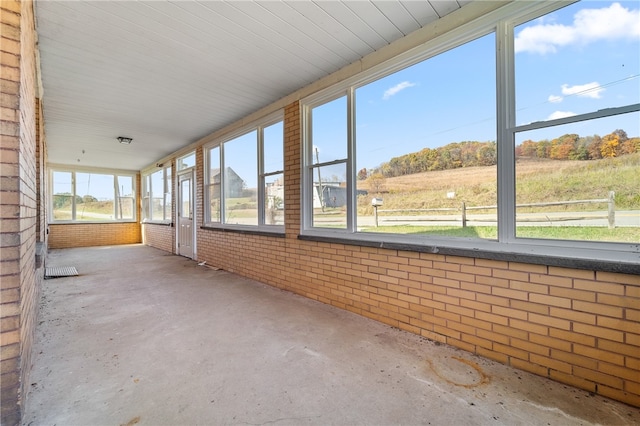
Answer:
xmin=353 ymin=154 xmax=639 ymax=243
xmin=360 ymin=225 xmax=639 ymax=243
xmin=358 ymin=153 xmax=640 ymax=214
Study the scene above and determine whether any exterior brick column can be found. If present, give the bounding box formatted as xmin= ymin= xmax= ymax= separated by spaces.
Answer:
xmin=1 ymin=0 xmax=42 ymax=424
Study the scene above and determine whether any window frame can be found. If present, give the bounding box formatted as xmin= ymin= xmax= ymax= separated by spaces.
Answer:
xmin=300 ymin=0 xmax=640 ymax=266
xmin=142 ymin=164 xmax=172 ymax=224
xmin=203 ymin=111 xmax=285 ymax=233
xmin=177 ymin=152 xmax=196 ymax=171
xmin=49 ymin=165 xmax=138 ymax=223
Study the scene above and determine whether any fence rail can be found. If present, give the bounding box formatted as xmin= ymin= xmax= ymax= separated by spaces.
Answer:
xmin=373 ymin=191 xmax=616 ymax=229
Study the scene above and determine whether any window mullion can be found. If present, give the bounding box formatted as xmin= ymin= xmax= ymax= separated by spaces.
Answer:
xmin=496 ymin=20 xmax=516 ymax=243
xmin=202 ymin=149 xmax=209 ymax=223
xmin=71 ymin=171 xmax=77 ymax=221
xmin=114 ymin=175 xmax=120 ymax=220
xmin=347 ymin=87 xmax=356 ymax=233
xmin=163 ymin=168 xmax=168 ymax=221
xmin=219 ymin=143 xmax=226 ymax=223
xmin=257 ymin=127 xmax=265 ymax=226
xmin=302 ymin=105 xmax=313 ymax=230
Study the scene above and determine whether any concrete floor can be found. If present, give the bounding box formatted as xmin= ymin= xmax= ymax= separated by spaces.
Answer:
xmin=23 ymin=245 xmax=640 ymax=426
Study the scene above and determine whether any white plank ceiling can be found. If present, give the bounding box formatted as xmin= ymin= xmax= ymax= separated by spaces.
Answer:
xmin=35 ymin=0 xmax=470 ymax=171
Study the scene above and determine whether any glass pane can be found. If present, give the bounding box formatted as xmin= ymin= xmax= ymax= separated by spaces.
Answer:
xmin=52 ymin=171 xmax=73 ymax=220
xmin=178 ymin=152 xmax=196 ymax=170
xmin=165 ymin=167 xmax=172 ymax=221
xmin=115 ymin=176 xmax=134 ymax=220
xmin=515 ymin=111 xmax=639 ymax=243
xmin=208 ymin=147 xmax=221 ymax=223
xmin=142 ymin=175 xmax=150 ymax=220
xmin=311 ymin=96 xmax=347 ymax=163
xmin=355 ymin=33 xmax=497 ymax=239
xmin=117 ymin=198 xmax=135 ymax=219
xmin=142 ymin=196 xmax=150 ymax=221
xmin=515 ymin=1 xmax=640 ymax=125
xmin=265 ymin=173 xmax=284 ymax=225
xmin=181 ymin=179 xmax=190 ymax=218
xmin=208 ymin=185 xmax=221 ymax=222
xmin=151 ymin=170 xmax=164 ymax=220
xmin=224 ymin=132 xmax=258 ymax=225
xmin=312 ymin=162 xmax=347 ymax=229
xmin=264 ymin=121 xmax=284 ymax=173
xmin=76 ymin=173 xmax=114 ymax=221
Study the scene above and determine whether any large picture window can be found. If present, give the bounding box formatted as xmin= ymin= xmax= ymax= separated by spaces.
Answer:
xmin=512 ymin=1 xmax=639 ymax=244
xmin=355 ymin=33 xmax=496 ymax=239
xmin=51 ymin=168 xmax=137 ymax=222
xmin=204 ymin=113 xmax=284 ymax=230
xmin=301 ymin=0 xmax=639 ymax=263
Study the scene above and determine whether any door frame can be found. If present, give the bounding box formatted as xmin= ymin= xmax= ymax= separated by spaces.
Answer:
xmin=176 ymin=169 xmax=196 ymax=259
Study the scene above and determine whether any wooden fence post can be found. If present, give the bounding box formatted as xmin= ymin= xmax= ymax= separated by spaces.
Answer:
xmin=374 ymin=205 xmax=379 ymax=228
xmin=461 ymin=202 xmax=467 ymax=228
xmin=608 ymin=191 xmax=615 ymax=229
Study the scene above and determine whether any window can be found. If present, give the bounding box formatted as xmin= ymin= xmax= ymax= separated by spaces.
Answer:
xmin=512 ymin=1 xmax=640 ymax=244
xmin=308 ymin=96 xmax=348 ymax=229
xmin=263 ymin=121 xmax=285 ymax=226
xmin=177 ymin=152 xmax=196 ymax=171
xmin=142 ymin=165 xmax=172 ymax=222
xmin=224 ymin=131 xmax=258 ymax=225
xmin=205 ymin=113 xmax=284 ymax=230
xmin=355 ymin=33 xmax=496 ymax=238
xmin=301 ymin=0 xmax=639 ymax=262
xmin=51 ymin=168 xmax=137 ymax=222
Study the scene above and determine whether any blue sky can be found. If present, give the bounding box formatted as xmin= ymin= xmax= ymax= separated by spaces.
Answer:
xmin=311 ymin=0 xmax=640 ymax=175
xmin=54 ymin=1 xmax=640 ymax=196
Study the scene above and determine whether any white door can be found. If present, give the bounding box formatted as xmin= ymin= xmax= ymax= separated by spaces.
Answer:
xmin=178 ymin=171 xmax=194 ymax=258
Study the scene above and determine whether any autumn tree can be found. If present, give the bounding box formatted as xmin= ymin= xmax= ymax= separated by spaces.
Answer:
xmin=517 ymin=140 xmax=538 ymax=157
xmin=586 ymin=135 xmax=603 ymax=159
xmin=476 ymin=142 xmax=496 ymax=166
xmin=357 ymin=168 xmax=368 ymax=180
xmin=600 ymin=132 xmax=620 ymax=158
xmin=620 ymin=137 xmax=640 ymax=154
xmin=367 ymin=173 xmax=386 ymax=194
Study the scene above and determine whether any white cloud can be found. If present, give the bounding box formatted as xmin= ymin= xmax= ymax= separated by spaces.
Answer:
xmin=547 ymin=111 xmax=577 ymax=120
xmin=383 ymin=81 xmax=416 ymax=100
xmin=561 ymin=82 xmax=604 ymax=99
xmin=515 ymin=2 xmax=640 ymax=54
xmin=548 ymin=94 xmax=563 ymax=103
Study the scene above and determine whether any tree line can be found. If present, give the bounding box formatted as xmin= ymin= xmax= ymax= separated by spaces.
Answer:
xmin=53 ymin=194 xmax=100 ymax=209
xmin=516 ymin=129 xmax=638 ymax=161
xmin=363 ymin=129 xmax=638 ymax=179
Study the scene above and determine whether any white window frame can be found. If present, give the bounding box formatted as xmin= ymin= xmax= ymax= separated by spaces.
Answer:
xmin=142 ymin=165 xmax=172 ymax=224
xmin=177 ymin=152 xmax=196 ymax=171
xmin=203 ymin=111 xmax=284 ymax=232
xmin=49 ymin=165 xmax=137 ymax=223
xmin=300 ymin=0 xmax=640 ymax=266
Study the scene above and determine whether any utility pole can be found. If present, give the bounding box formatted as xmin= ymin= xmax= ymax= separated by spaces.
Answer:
xmin=315 ymin=147 xmax=324 ymax=212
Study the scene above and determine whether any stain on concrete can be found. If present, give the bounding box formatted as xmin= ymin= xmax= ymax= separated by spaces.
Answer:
xmin=120 ymin=416 xmax=140 ymax=426
xmin=426 ymin=355 xmax=490 ymax=388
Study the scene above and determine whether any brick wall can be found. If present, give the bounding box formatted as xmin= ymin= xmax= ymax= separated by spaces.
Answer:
xmin=0 ymin=1 xmax=42 ymax=424
xmin=146 ymin=100 xmax=640 ymax=407
xmin=142 ymin=223 xmax=173 ymax=253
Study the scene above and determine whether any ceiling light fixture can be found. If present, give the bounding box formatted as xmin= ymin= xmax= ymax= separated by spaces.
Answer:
xmin=117 ymin=136 xmax=133 ymax=145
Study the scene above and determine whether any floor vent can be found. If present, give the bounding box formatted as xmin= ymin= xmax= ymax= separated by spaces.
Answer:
xmin=45 ymin=266 xmax=79 ymax=279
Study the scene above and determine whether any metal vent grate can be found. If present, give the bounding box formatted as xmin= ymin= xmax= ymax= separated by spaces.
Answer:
xmin=45 ymin=266 xmax=78 ymax=279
